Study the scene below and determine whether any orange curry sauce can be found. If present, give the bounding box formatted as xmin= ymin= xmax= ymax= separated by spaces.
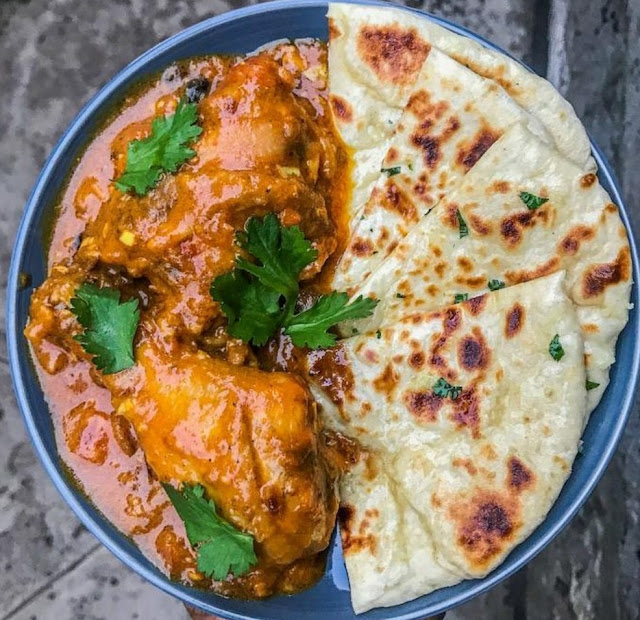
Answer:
xmin=28 ymin=40 xmax=351 ymax=598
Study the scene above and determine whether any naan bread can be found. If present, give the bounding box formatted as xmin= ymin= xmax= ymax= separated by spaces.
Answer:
xmin=350 ymin=123 xmax=632 ymax=411
xmin=328 ymin=3 xmax=593 ymax=219
xmin=331 ymin=47 xmax=550 ymax=293
xmin=328 ymin=3 xmax=433 ymax=216
xmin=310 ymin=273 xmax=587 ymax=612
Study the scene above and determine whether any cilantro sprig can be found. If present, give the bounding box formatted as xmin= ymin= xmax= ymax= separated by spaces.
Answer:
xmin=163 ymin=483 xmax=257 ymax=580
xmin=433 ymin=377 xmax=462 ymax=400
xmin=115 ymin=100 xmax=202 ymax=196
xmin=519 ymin=191 xmax=548 ymax=210
xmin=70 ymin=283 xmax=140 ymax=374
xmin=456 ymin=209 xmax=469 ymax=238
xmin=211 ymin=214 xmax=378 ymax=347
xmin=549 ymin=334 xmax=565 ymax=361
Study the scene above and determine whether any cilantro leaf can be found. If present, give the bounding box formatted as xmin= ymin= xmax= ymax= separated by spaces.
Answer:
xmin=235 ymin=213 xmax=317 ymax=299
xmin=432 ymin=377 xmax=462 ymax=400
xmin=488 ymin=279 xmax=505 ymax=291
xmin=586 ymin=379 xmax=600 ymax=391
xmin=115 ymin=100 xmax=202 ymax=196
xmin=381 ymin=166 xmax=401 ymax=177
xmin=70 ymin=283 xmax=139 ymax=374
xmin=210 ymin=270 xmax=282 ymax=346
xmin=549 ymin=334 xmax=565 ymax=361
xmin=456 ymin=209 xmax=469 ymax=238
xmin=454 ymin=293 xmax=469 ymax=303
xmin=211 ymin=215 xmax=379 ymax=349
xmin=284 ymin=293 xmax=378 ymax=348
xmin=519 ymin=191 xmax=549 ymax=210
xmin=163 ymin=484 xmax=256 ymax=580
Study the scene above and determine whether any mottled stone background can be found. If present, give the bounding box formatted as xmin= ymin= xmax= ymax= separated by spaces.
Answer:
xmin=0 ymin=1 xmax=638 ymax=619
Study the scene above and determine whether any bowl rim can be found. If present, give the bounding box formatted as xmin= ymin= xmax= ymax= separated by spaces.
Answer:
xmin=5 ymin=1 xmax=640 ymax=618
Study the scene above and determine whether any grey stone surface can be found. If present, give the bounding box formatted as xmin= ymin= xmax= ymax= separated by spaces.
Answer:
xmin=0 ymin=0 xmax=638 ymax=619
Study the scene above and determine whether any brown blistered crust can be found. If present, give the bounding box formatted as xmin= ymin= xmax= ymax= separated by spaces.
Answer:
xmin=505 ymin=256 xmax=560 ymax=285
xmin=453 ymin=491 xmax=519 ymax=569
xmin=500 ymin=208 xmax=551 ymax=247
xmin=505 ymin=303 xmax=525 ymax=338
xmin=356 ymin=25 xmax=430 ymax=85
xmin=558 ymin=224 xmax=595 ymax=256
xmin=507 ymin=456 xmax=535 ymax=492
xmin=378 ymin=181 xmax=419 ymax=222
xmin=457 ymin=128 xmax=501 ymax=170
xmin=339 ymin=504 xmax=378 ymax=556
xmin=372 ymin=363 xmax=400 ymax=397
xmin=458 ymin=327 xmax=491 ymax=371
xmin=404 ymin=390 xmax=443 ymax=423
xmin=330 ymin=94 xmax=353 ymax=122
xmin=349 ymin=237 xmax=375 ymax=257
xmin=449 ymin=386 xmax=481 ymax=438
xmin=582 ymin=247 xmax=631 ymax=298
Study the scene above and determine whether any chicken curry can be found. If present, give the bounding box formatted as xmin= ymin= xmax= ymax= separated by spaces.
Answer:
xmin=25 ymin=40 xmax=360 ymax=598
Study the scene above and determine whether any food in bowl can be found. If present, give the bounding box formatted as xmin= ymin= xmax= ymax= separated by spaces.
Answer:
xmin=22 ymin=2 xmax=631 ymax=615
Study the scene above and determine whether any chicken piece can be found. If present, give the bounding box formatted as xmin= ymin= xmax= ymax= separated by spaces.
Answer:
xmin=107 ymin=330 xmax=338 ymax=566
xmin=81 ymin=53 xmax=340 ymax=336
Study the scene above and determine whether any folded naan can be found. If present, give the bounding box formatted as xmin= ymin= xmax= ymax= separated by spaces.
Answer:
xmin=310 ymin=273 xmax=587 ymax=612
xmin=331 ymin=46 xmax=551 ymax=293
xmin=350 ymin=123 xmax=632 ymax=411
xmin=327 ymin=2 xmax=593 ymax=220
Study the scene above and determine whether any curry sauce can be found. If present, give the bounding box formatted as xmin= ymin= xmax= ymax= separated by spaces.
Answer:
xmin=26 ymin=39 xmax=352 ymax=598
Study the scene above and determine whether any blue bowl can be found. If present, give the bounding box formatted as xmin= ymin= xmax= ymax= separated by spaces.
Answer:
xmin=6 ymin=1 xmax=640 ymax=618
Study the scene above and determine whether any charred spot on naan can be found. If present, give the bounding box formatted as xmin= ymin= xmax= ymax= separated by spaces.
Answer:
xmin=349 ymin=237 xmax=375 ymax=258
xmin=468 ymin=212 xmax=492 ymax=235
xmin=500 ymin=208 xmax=551 ymax=248
xmin=505 ymin=256 xmax=560 ymax=285
xmin=507 ymin=456 xmax=535 ymax=492
xmin=580 ymin=172 xmax=597 ymax=188
xmin=372 ymin=363 xmax=400 ymax=398
xmin=328 ymin=17 xmax=342 ymax=41
xmin=458 ymin=327 xmax=491 ymax=371
xmin=453 ymin=491 xmax=519 ymax=569
xmin=338 ymin=504 xmax=378 ymax=556
xmin=329 ymin=94 xmax=353 ymax=122
xmin=449 ymin=386 xmax=481 ymax=438
xmin=377 ymin=181 xmax=419 ymax=221
xmin=452 ymin=457 xmax=478 ymax=476
xmin=559 ymin=224 xmax=595 ymax=255
xmin=466 ymin=294 xmax=488 ymax=315
xmin=582 ymin=246 xmax=631 ymax=298
xmin=404 ymin=390 xmax=443 ymax=423
xmin=456 ymin=127 xmax=501 ymax=170
xmin=408 ymin=350 xmax=426 ymax=369
xmin=356 ymin=26 xmax=430 ymax=85
xmin=411 ymin=115 xmax=461 ymax=172
xmin=451 ymin=54 xmax=520 ymax=97
xmin=505 ymin=303 xmax=525 ymax=338
xmin=487 ymin=180 xmax=511 ymax=194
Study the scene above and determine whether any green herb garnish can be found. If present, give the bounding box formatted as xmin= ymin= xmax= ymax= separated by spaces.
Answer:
xmin=432 ymin=377 xmax=463 ymax=400
xmin=115 ymin=100 xmax=202 ymax=196
xmin=211 ymin=214 xmax=377 ymax=347
xmin=488 ymin=279 xmax=505 ymax=291
xmin=381 ymin=166 xmax=401 ymax=177
xmin=549 ymin=334 xmax=565 ymax=361
xmin=163 ymin=484 xmax=256 ymax=580
xmin=456 ymin=209 xmax=469 ymax=238
xmin=454 ymin=293 xmax=469 ymax=304
xmin=519 ymin=191 xmax=549 ymax=210
xmin=70 ymin=283 xmax=140 ymax=374
xmin=586 ymin=380 xmax=600 ymax=391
